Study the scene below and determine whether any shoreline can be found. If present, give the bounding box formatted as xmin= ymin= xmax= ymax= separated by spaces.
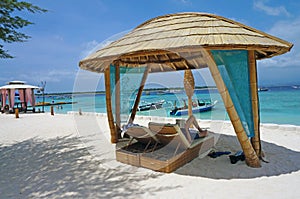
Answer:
xmin=67 ymin=111 xmax=300 ymax=129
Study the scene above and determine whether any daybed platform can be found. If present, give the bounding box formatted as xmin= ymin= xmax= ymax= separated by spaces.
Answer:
xmin=116 ymin=117 xmax=215 ymax=173
xmin=116 ymin=134 xmax=214 ymax=173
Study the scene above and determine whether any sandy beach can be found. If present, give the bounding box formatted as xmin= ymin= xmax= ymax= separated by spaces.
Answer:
xmin=1 ymin=112 xmax=300 ymax=199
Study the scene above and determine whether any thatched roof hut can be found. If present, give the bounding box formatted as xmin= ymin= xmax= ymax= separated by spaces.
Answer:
xmin=79 ymin=12 xmax=293 ymax=168
xmin=80 ymin=12 xmax=292 ymax=73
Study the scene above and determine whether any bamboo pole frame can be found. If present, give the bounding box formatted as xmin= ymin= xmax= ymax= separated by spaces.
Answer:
xmin=249 ymin=50 xmax=262 ymax=157
xmin=128 ymin=65 xmax=150 ymax=124
xmin=104 ymin=67 xmax=117 ymax=143
xmin=115 ymin=64 xmax=122 ymax=139
xmin=207 ymin=51 xmax=261 ymax=168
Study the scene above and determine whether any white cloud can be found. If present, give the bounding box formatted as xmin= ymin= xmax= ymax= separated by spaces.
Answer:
xmin=254 ymin=0 xmax=290 ymax=17
xmin=80 ymin=40 xmax=101 ymax=59
xmin=179 ymin=0 xmax=190 ymax=4
xmin=73 ymin=69 xmax=104 ymax=92
xmin=258 ymin=17 xmax=300 ymax=68
xmin=53 ymin=35 xmax=64 ymax=41
xmin=19 ymin=69 xmax=76 ymax=84
xmin=268 ymin=18 xmax=300 ymax=40
xmin=0 ymin=69 xmax=78 ymax=92
xmin=171 ymin=0 xmax=191 ymax=5
xmin=79 ymin=29 xmax=131 ymax=59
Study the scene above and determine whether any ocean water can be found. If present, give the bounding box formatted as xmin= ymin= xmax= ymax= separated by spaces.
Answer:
xmin=37 ymin=86 xmax=300 ymax=126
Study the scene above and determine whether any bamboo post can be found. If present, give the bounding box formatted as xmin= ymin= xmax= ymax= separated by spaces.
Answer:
xmin=115 ymin=64 xmax=122 ymax=139
xmin=184 ymin=70 xmax=195 ymax=117
xmin=15 ymin=108 xmax=19 ymax=118
xmin=207 ymin=52 xmax=261 ymax=168
xmin=50 ymin=106 xmax=54 ymax=115
xmin=129 ymin=65 xmax=150 ymax=124
xmin=105 ymin=67 xmax=117 ymax=143
xmin=249 ymin=51 xmax=262 ymax=157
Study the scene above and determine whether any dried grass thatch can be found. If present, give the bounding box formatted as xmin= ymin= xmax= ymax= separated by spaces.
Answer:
xmin=79 ymin=12 xmax=293 ymax=73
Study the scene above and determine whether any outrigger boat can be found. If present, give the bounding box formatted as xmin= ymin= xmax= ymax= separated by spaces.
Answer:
xmin=170 ymin=99 xmax=217 ymax=116
xmin=133 ymin=100 xmax=165 ymax=112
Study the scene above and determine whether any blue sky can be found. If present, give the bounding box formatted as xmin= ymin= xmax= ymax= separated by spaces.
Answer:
xmin=0 ymin=0 xmax=299 ymax=92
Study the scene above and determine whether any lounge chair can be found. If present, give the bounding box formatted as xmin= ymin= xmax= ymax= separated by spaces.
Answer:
xmin=117 ymin=116 xmax=214 ymax=173
xmin=124 ymin=125 xmax=160 ymax=152
xmin=184 ymin=115 xmax=208 ymax=142
xmin=148 ymin=115 xmax=209 ymax=151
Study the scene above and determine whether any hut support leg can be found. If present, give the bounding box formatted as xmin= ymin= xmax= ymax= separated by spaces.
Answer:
xmin=129 ymin=65 xmax=150 ymax=124
xmin=31 ymin=88 xmax=35 ymax=112
xmin=207 ymin=54 xmax=261 ymax=168
xmin=249 ymin=51 xmax=262 ymax=157
xmin=115 ymin=64 xmax=122 ymax=139
xmin=105 ymin=67 xmax=117 ymax=143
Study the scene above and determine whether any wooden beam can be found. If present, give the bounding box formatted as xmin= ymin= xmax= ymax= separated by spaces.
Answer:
xmin=249 ymin=50 xmax=262 ymax=157
xmin=104 ymin=67 xmax=117 ymax=143
xmin=128 ymin=65 xmax=150 ymax=124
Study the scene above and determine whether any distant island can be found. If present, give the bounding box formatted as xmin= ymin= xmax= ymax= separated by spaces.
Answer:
xmin=37 ymin=86 xmax=217 ymax=96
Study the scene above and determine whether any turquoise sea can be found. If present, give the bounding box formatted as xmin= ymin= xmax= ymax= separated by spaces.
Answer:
xmin=36 ymin=86 xmax=300 ymax=126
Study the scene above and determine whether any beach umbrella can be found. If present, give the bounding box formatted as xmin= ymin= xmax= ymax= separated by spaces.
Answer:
xmin=183 ymin=70 xmax=195 ymax=117
xmin=79 ymin=12 xmax=293 ymax=168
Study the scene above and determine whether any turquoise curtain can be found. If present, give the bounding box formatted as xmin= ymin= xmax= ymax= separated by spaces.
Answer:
xmin=211 ymin=50 xmax=254 ymax=137
xmin=110 ymin=65 xmax=146 ymax=122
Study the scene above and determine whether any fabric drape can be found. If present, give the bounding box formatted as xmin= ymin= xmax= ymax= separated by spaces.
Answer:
xmin=18 ymin=89 xmax=26 ymax=109
xmin=9 ymin=89 xmax=15 ymax=109
xmin=25 ymin=88 xmax=33 ymax=106
xmin=1 ymin=89 xmax=7 ymax=110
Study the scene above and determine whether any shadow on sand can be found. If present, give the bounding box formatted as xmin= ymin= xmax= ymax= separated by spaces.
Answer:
xmin=175 ymin=134 xmax=300 ymax=179
xmin=0 ymin=136 xmax=179 ymax=198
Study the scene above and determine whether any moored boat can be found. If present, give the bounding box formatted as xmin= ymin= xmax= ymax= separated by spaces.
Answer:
xmin=133 ymin=100 xmax=165 ymax=112
xmin=170 ymin=100 xmax=217 ymax=116
xmin=258 ymin=87 xmax=269 ymax=92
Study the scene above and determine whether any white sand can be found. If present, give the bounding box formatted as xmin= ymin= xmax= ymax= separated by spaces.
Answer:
xmin=0 ymin=112 xmax=300 ymax=199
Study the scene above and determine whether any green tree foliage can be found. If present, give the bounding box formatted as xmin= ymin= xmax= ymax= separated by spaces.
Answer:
xmin=0 ymin=0 xmax=47 ymax=58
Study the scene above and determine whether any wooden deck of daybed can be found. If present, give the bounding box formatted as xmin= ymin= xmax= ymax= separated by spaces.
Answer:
xmin=116 ymin=133 xmax=214 ymax=173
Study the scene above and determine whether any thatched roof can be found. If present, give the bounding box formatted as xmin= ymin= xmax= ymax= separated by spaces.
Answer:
xmin=79 ymin=12 xmax=293 ymax=73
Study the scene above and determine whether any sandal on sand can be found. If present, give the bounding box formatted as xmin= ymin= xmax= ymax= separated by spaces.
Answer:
xmin=208 ymin=151 xmax=231 ymax=158
xmin=229 ymin=151 xmax=245 ymax=164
